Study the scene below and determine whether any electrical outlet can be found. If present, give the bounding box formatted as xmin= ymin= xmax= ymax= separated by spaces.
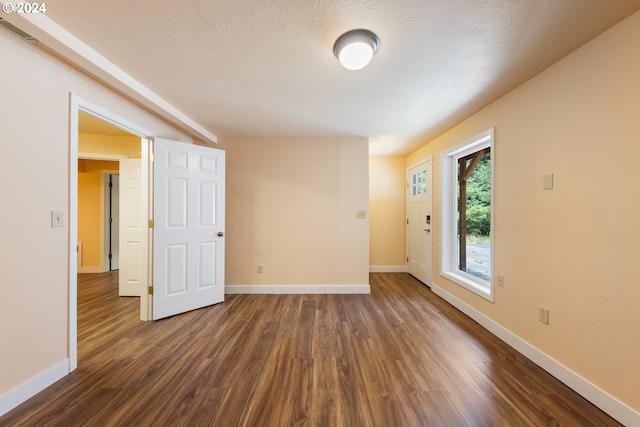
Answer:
xmin=257 ymin=264 xmax=263 ymax=274
xmin=497 ymin=274 xmax=504 ymax=288
xmin=539 ymin=306 xmax=550 ymax=325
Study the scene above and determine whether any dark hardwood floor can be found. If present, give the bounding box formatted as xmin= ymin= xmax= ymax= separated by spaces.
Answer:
xmin=0 ymin=272 xmax=620 ymax=426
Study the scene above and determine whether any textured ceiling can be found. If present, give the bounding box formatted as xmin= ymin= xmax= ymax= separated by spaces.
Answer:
xmin=40 ymin=0 xmax=640 ymax=155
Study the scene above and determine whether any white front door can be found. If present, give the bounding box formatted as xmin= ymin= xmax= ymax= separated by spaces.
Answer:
xmin=119 ymin=159 xmax=148 ymax=296
xmin=152 ymin=138 xmax=225 ymax=320
xmin=407 ymin=158 xmax=433 ymax=285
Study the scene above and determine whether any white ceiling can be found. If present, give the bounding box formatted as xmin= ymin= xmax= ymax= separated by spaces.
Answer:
xmin=42 ymin=1 xmax=640 ymax=155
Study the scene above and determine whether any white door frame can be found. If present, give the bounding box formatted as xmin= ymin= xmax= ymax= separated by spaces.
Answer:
xmin=69 ymin=94 xmax=154 ymax=371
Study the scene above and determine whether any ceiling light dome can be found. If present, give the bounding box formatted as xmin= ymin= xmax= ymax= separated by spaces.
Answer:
xmin=333 ymin=29 xmax=380 ymax=71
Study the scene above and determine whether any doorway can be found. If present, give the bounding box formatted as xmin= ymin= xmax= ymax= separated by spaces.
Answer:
xmin=69 ymin=94 xmax=226 ymax=370
xmin=77 ymin=159 xmax=122 ymax=274
xmin=406 ymin=157 xmax=433 ymax=285
xmin=69 ymin=95 xmax=154 ymax=371
xmin=77 ymin=127 xmax=148 ymax=295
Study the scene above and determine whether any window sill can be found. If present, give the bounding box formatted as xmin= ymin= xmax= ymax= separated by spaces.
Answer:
xmin=440 ymin=270 xmax=494 ymax=302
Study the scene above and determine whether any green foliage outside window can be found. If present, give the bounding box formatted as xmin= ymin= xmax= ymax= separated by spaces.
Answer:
xmin=464 ymin=153 xmax=491 ymax=237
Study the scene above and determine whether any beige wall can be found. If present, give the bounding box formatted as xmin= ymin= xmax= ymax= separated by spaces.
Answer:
xmin=0 ymin=28 xmax=194 ymax=400
xmin=219 ymin=137 xmax=370 ymax=287
xmin=405 ymin=11 xmax=640 ymax=412
xmin=2 ymin=4 xmax=638 ymax=419
xmin=369 ymin=156 xmax=406 ymax=268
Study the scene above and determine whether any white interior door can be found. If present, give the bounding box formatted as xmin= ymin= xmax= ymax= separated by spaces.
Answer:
xmin=152 ymin=138 xmax=225 ymax=320
xmin=407 ymin=158 xmax=433 ymax=285
xmin=119 ymin=159 xmax=148 ymax=296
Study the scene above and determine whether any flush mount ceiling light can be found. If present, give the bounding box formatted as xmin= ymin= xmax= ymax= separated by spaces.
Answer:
xmin=333 ymin=29 xmax=380 ymax=71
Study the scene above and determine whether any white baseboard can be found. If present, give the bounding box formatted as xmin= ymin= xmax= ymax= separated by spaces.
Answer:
xmin=226 ymin=284 xmax=370 ymax=295
xmin=78 ymin=266 xmax=104 ymax=274
xmin=430 ymin=283 xmax=640 ymax=427
xmin=369 ymin=265 xmax=408 ymax=273
xmin=0 ymin=360 xmax=68 ymax=417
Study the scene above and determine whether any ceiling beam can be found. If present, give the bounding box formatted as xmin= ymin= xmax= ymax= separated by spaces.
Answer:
xmin=1 ymin=10 xmax=218 ymax=144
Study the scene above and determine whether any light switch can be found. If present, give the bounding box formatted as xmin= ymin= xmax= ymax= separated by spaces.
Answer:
xmin=543 ymin=174 xmax=554 ymax=190
xmin=357 ymin=210 xmax=367 ymax=219
xmin=51 ymin=211 xmax=64 ymax=227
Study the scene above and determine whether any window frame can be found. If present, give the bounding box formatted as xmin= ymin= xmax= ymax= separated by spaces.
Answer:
xmin=440 ymin=128 xmax=495 ymax=301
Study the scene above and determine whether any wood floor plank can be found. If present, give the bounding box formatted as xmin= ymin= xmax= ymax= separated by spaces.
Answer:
xmin=0 ymin=272 xmax=622 ymax=426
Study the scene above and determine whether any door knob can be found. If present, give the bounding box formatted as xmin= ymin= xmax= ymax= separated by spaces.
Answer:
xmin=218 ymin=232 xmax=224 ymax=237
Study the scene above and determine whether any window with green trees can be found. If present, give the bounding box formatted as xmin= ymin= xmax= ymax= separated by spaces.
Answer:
xmin=441 ymin=129 xmax=494 ymax=301
xmin=458 ymin=148 xmax=491 ymax=281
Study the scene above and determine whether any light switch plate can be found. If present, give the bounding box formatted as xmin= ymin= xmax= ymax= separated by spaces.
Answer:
xmin=51 ymin=211 xmax=64 ymax=227
xmin=357 ymin=210 xmax=367 ymax=219
xmin=543 ymin=174 xmax=554 ymax=190
xmin=539 ymin=306 xmax=550 ymax=324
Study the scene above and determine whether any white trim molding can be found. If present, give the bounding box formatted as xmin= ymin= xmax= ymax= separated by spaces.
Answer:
xmin=226 ymin=284 xmax=370 ymax=295
xmin=78 ymin=153 xmax=128 ymax=161
xmin=430 ymin=283 xmax=640 ymax=427
xmin=0 ymin=360 xmax=68 ymax=417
